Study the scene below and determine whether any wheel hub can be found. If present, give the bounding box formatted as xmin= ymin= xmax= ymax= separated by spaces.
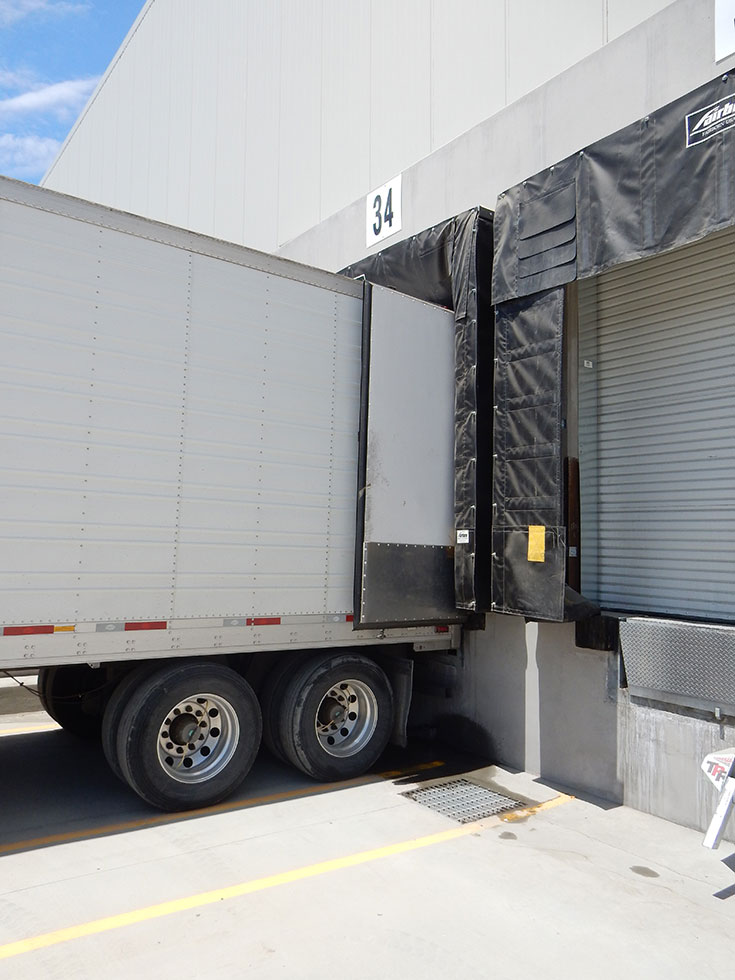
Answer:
xmin=315 ymin=679 xmax=378 ymax=758
xmin=157 ymin=693 xmax=239 ymax=783
xmin=168 ymin=713 xmax=200 ymax=745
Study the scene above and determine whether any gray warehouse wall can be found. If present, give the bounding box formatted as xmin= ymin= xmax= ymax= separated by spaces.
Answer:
xmin=43 ymin=0 xmax=675 ymax=253
xmin=281 ymin=0 xmax=733 ymax=271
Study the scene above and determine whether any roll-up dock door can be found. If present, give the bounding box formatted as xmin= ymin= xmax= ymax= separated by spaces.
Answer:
xmin=578 ymin=225 xmax=735 ymax=621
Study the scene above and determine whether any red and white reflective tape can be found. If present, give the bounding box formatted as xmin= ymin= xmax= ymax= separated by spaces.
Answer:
xmin=3 ymin=624 xmax=74 ymax=636
xmin=2 ymin=613 xmax=357 ymax=637
xmin=1 ymin=614 xmax=457 ymax=638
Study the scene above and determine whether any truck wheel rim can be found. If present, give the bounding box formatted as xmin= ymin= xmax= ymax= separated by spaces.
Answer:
xmin=157 ymin=692 xmax=240 ymax=784
xmin=314 ymin=679 xmax=378 ymax=758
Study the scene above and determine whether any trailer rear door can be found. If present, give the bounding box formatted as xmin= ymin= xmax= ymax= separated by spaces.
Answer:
xmin=354 ymin=285 xmax=462 ymax=628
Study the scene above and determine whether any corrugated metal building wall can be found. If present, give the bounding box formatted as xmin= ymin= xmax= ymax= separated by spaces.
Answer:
xmin=43 ymin=0 xmax=674 ymax=254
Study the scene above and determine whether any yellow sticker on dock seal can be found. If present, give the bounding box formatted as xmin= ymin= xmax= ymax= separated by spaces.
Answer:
xmin=528 ymin=525 xmax=545 ymax=563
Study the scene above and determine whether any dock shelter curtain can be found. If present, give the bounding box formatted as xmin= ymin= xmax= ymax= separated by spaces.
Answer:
xmin=491 ymin=72 xmax=735 ymax=620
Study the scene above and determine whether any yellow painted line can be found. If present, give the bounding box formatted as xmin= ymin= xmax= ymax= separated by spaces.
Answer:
xmin=501 ymin=792 xmax=574 ymax=821
xmin=0 ymin=791 xmax=573 ymax=960
xmin=0 ymin=724 xmax=60 ymax=736
xmin=377 ymin=759 xmax=445 ymax=779
xmin=0 ymin=759 xmax=446 ymax=856
xmin=0 ymin=819 xmax=487 ymax=961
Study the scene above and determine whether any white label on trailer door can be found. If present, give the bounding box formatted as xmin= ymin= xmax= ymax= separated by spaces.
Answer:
xmin=715 ymin=0 xmax=735 ymax=61
xmin=366 ymin=174 xmax=402 ymax=247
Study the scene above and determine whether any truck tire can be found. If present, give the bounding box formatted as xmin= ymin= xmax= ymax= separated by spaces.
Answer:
xmin=277 ymin=653 xmax=393 ymax=781
xmin=259 ymin=655 xmax=299 ymax=763
xmin=101 ymin=664 xmax=160 ymax=782
xmin=38 ymin=665 xmax=104 ymax=738
xmin=111 ymin=663 xmax=262 ymax=811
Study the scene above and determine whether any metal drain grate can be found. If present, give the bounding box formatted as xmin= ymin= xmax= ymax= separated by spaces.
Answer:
xmin=402 ymin=778 xmax=523 ymax=823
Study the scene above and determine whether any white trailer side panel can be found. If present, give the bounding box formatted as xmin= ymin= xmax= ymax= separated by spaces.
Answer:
xmin=0 ymin=200 xmax=190 ymax=624
xmin=0 ymin=181 xmax=362 ymax=628
xmin=177 ymin=254 xmax=362 ymax=618
xmin=0 ymin=178 xmax=462 ymax=672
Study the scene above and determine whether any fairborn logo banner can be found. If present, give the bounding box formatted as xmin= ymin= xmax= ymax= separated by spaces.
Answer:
xmin=686 ymin=93 xmax=735 ymax=146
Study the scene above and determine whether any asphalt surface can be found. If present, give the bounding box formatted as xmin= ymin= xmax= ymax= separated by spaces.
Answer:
xmin=1 ymin=679 xmax=734 ymax=978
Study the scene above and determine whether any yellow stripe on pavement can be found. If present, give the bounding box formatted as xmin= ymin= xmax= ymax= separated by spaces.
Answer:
xmin=0 ymin=791 xmax=571 ymax=960
xmin=0 ymin=724 xmax=59 ymax=736
xmin=501 ymin=792 xmax=574 ymax=821
xmin=0 ymin=821 xmax=484 ymax=961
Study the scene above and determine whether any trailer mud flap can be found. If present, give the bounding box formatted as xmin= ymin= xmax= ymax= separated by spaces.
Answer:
xmin=354 ymin=284 xmax=464 ymax=629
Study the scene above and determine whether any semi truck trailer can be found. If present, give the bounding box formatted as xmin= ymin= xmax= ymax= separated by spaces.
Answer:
xmin=0 ymin=177 xmax=462 ymax=811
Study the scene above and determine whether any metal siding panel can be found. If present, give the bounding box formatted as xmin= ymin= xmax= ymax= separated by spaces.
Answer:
xmin=95 ymin=81 xmax=118 ymax=211
xmin=0 ymin=185 xmax=366 ymax=628
xmin=606 ymin=0 xmax=675 ymax=41
xmin=72 ymin=225 xmax=189 ymax=621
xmin=75 ymin=106 xmax=96 ymax=205
xmin=429 ymin=0 xmax=506 ymax=152
xmin=320 ymin=0 xmax=371 ymax=222
xmin=140 ymin=0 xmax=173 ymax=226
xmin=244 ymin=1 xmax=281 ymax=252
xmin=128 ymin=11 xmax=156 ymax=221
xmin=369 ymin=0 xmax=431 ymax=188
xmin=175 ymin=253 xmax=362 ymax=618
xmin=278 ymin=0 xmax=323 ymax=246
xmin=507 ymin=0 xmax=604 ymax=104
xmin=164 ymin=1 xmax=196 ymax=231
xmin=110 ymin=46 xmax=136 ymax=213
xmin=579 ymin=225 xmax=735 ymax=620
xmin=187 ymin=8 xmax=219 ymax=236
xmin=213 ymin=1 xmax=248 ymax=245
xmin=0 ymin=205 xmax=97 ymax=623
xmin=0 ymin=202 xmax=190 ymax=624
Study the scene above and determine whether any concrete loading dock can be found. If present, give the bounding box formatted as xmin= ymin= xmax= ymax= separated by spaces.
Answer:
xmin=0 ymin=683 xmax=733 ymax=977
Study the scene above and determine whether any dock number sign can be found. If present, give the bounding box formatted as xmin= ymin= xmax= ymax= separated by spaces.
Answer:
xmin=366 ymin=174 xmax=402 ymax=248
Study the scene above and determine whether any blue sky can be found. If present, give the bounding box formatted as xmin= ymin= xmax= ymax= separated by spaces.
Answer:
xmin=0 ymin=0 xmax=144 ymax=182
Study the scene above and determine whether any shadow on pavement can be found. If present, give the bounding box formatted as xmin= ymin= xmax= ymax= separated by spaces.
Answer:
xmin=0 ymin=727 xmax=490 ymax=858
xmin=531 ymin=774 xmax=621 ymax=811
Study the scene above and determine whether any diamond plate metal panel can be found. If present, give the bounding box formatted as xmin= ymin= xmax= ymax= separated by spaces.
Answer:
xmin=620 ymin=617 xmax=735 ymax=713
xmin=402 ymin=778 xmax=522 ymax=823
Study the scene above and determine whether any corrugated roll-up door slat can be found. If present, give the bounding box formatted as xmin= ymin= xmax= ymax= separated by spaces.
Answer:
xmin=578 ymin=225 xmax=735 ymax=621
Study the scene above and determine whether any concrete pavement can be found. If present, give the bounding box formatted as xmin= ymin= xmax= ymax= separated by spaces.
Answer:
xmin=1 ymin=700 xmax=733 ymax=979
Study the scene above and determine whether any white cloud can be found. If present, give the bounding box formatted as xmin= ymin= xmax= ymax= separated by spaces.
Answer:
xmin=0 ymin=76 xmax=99 ymax=118
xmin=0 ymin=67 xmax=36 ymax=90
xmin=0 ymin=1 xmax=89 ymax=26
xmin=0 ymin=132 xmax=60 ymax=178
